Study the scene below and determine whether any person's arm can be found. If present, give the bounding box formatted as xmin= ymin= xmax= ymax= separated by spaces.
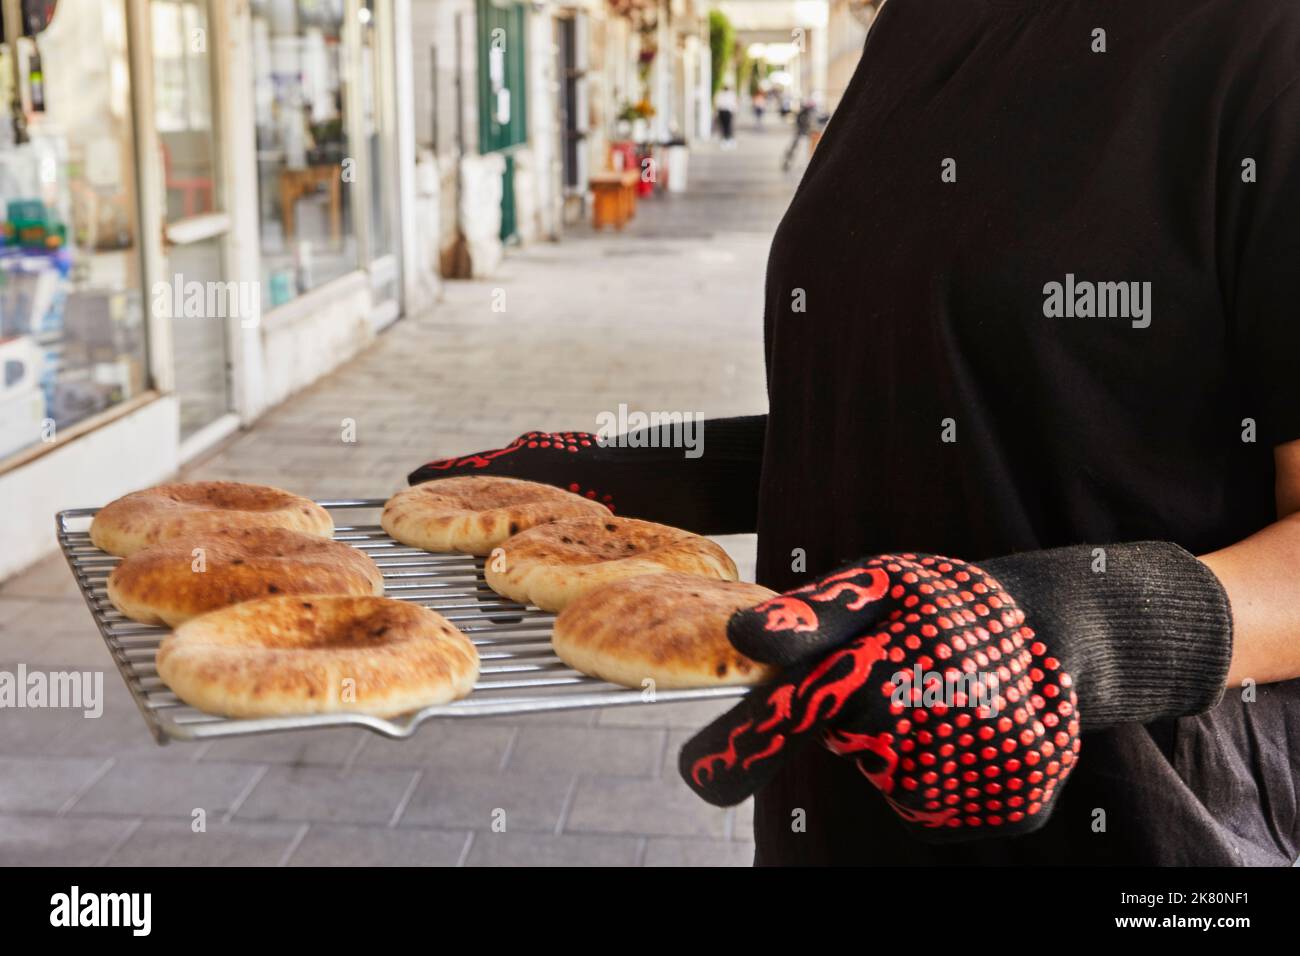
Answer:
xmin=1200 ymin=439 xmax=1300 ymax=687
xmin=1206 ymin=73 xmax=1300 ymax=687
xmin=407 ymin=415 xmax=766 ymax=535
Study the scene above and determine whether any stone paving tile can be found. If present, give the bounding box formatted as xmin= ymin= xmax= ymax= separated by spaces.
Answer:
xmin=106 ymin=819 xmax=301 ymax=867
xmin=596 ymin=697 xmax=737 ymax=730
xmin=0 ymin=598 xmax=108 ymax=668
xmin=0 ymin=677 xmax=95 ymax=757
xmin=465 ymin=830 xmax=641 ymax=867
xmin=286 ymin=824 xmax=468 ymax=866
xmin=643 ymin=837 xmax=756 ymax=867
xmin=352 ymin=722 xmax=516 ymax=772
xmin=478 ymin=707 xmax=597 ymax=728
xmin=69 ymin=759 xmax=263 ymax=819
xmin=199 ymin=729 xmax=369 ymax=767
xmin=397 ymin=769 xmax=575 ymax=834
xmin=235 ymin=766 xmax=418 ymax=826
xmin=29 ymin=679 xmax=202 ymax=762
xmin=505 ymin=726 xmax=665 ymax=778
xmin=0 ymin=553 xmax=82 ymax=600
xmin=566 ymin=774 xmax=731 ymax=839
xmin=0 ymin=813 xmax=137 ymax=866
xmin=0 ymin=756 xmax=109 ymax=813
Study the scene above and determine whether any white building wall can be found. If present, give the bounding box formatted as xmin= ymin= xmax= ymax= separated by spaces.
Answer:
xmin=0 ymin=397 xmax=180 ymax=579
xmin=521 ymin=5 xmax=563 ymax=241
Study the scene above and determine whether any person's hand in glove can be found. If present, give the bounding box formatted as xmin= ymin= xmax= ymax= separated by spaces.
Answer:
xmin=406 ymin=416 xmax=766 ymax=535
xmin=410 ymin=430 xmax=612 ymax=501
xmin=680 ymin=543 xmax=1234 ymax=841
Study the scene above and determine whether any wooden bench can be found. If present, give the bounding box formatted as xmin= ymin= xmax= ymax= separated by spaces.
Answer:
xmin=589 ymin=171 xmax=640 ymax=230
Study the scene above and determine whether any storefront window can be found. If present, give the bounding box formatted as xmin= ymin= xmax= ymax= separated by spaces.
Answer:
xmin=0 ymin=0 xmax=148 ymax=464
xmin=360 ymin=0 xmax=396 ymax=307
xmin=152 ymin=0 xmax=232 ymax=441
xmin=250 ymin=0 xmax=356 ymax=306
xmin=153 ymin=0 xmax=216 ymax=220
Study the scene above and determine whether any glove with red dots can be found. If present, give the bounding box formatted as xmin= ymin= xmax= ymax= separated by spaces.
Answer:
xmin=680 ymin=543 xmax=1235 ymax=842
xmin=409 ymin=431 xmax=614 ymax=505
xmin=407 ymin=417 xmax=766 ymax=535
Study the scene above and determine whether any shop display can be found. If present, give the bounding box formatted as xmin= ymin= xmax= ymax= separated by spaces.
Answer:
xmin=0 ymin=2 xmax=148 ymax=466
xmin=3 ymin=197 xmax=65 ymax=248
xmin=155 ymin=595 xmax=480 ymax=718
xmin=89 ymin=480 xmax=334 ymax=556
xmin=381 ymin=475 xmax=611 ymax=556
xmin=552 ymin=573 xmax=778 ymax=689
xmin=106 ymin=527 xmax=385 ymax=627
xmin=0 ymin=333 xmax=43 ymax=456
xmin=483 ymin=514 xmax=739 ymax=613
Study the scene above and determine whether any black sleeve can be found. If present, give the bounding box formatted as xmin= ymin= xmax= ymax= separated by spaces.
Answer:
xmin=1219 ymin=75 xmax=1300 ymax=448
xmin=408 ymin=415 xmax=767 ymax=535
xmin=581 ymin=414 xmax=766 ymax=534
xmin=984 ymin=541 xmax=1233 ymax=730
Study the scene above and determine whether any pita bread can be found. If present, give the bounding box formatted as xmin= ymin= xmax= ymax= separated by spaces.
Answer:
xmin=553 ymin=573 xmax=779 ymax=689
xmin=382 ymin=476 xmax=610 ymax=556
xmin=107 ymin=527 xmax=385 ymax=627
xmin=91 ymin=481 xmax=333 ymax=557
xmin=484 ymin=515 xmax=738 ymax=612
xmin=156 ymin=595 xmax=479 ymax=718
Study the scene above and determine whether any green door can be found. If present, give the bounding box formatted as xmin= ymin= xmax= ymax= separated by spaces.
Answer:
xmin=477 ymin=0 xmax=527 ymax=241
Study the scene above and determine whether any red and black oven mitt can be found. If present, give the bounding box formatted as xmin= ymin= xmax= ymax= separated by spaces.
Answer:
xmin=680 ymin=544 xmax=1234 ymax=843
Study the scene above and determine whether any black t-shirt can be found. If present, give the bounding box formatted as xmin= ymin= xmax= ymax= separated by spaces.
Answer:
xmin=754 ymin=0 xmax=1300 ymax=864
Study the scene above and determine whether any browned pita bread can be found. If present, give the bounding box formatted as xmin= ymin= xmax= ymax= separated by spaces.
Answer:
xmin=107 ymin=527 xmax=385 ymax=627
xmin=552 ymin=573 xmax=779 ymax=689
xmin=484 ymin=515 xmax=738 ymax=612
xmin=156 ymin=595 xmax=479 ymax=718
xmin=91 ymin=481 xmax=333 ymax=557
xmin=381 ymin=476 xmax=610 ymax=556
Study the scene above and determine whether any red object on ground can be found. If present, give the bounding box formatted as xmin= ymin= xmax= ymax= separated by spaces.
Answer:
xmin=609 ymin=141 xmax=638 ymax=173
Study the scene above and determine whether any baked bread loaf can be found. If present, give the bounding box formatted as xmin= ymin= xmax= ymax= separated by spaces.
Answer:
xmin=381 ymin=475 xmax=610 ymax=555
xmin=91 ymin=481 xmax=332 ymax=557
xmin=484 ymin=514 xmax=738 ymax=612
xmin=552 ymin=573 xmax=779 ymax=689
xmin=107 ymin=527 xmax=385 ymax=627
xmin=156 ymin=595 xmax=479 ymax=718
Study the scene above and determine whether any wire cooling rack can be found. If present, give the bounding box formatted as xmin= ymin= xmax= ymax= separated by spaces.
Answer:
xmin=56 ymin=499 xmax=748 ymax=744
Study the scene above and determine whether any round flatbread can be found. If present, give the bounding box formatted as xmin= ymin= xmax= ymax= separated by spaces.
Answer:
xmin=156 ymin=595 xmax=480 ymax=718
xmin=91 ymin=481 xmax=333 ymax=557
xmin=553 ymin=573 xmax=779 ymax=689
xmin=381 ymin=475 xmax=610 ymax=556
xmin=484 ymin=515 xmax=738 ymax=612
xmin=107 ymin=527 xmax=385 ymax=628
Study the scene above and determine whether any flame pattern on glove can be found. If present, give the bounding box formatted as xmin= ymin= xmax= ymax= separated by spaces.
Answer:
xmin=680 ymin=554 xmax=1082 ymax=840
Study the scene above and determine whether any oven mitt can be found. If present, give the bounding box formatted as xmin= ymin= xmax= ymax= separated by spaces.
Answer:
xmin=406 ymin=416 xmax=766 ymax=535
xmin=680 ymin=543 xmax=1233 ymax=842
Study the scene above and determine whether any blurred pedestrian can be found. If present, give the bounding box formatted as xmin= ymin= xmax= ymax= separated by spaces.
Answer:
xmin=752 ymin=90 xmax=766 ymax=126
xmin=715 ymin=85 xmax=737 ymax=148
xmin=782 ymin=96 xmax=825 ymax=171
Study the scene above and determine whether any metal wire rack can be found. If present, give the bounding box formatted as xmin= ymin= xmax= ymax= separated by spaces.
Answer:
xmin=56 ymin=499 xmax=748 ymax=745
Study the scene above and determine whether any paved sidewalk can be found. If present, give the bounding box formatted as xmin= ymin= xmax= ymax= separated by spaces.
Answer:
xmin=0 ymin=125 xmax=800 ymax=866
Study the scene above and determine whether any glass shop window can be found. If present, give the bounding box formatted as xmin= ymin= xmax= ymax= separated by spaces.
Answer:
xmin=0 ymin=0 xmax=148 ymax=466
xmin=250 ymin=0 xmax=356 ymax=307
